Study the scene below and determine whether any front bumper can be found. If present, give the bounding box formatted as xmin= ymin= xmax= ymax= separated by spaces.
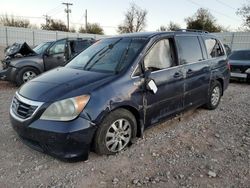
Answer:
xmin=0 ymin=68 xmax=7 ymax=80
xmin=0 ymin=66 xmax=18 ymax=82
xmin=10 ymin=114 xmax=97 ymax=161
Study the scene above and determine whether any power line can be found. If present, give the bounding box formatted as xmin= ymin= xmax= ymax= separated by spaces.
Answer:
xmin=215 ymin=0 xmax=237 ymax=11
xmin=0 ymin=14 xmax=43 ymax=19
xmin=46 ymin=5 xmax=63 ymax=15
xmin=72 ymin=22 xmax=118 ymax=28
xmin=48 ymin=7 xmax=64 ymax=17
xmin=186 ymin=0 xmax=241 ymax=21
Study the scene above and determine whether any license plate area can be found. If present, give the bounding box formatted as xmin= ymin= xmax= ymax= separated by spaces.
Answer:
xmin=230 ymin=72 xmax=247 ymax=78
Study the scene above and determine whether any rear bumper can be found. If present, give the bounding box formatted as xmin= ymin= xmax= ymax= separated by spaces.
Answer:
xmin=10 ymin=114 xmax=97 ymax=161
xmin=230 ymin=71 xmax=250 ymax=80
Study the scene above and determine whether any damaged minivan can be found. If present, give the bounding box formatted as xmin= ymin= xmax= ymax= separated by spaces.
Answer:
xmin=10 ymin=31 xmax=230 ymax=160
xmin=0 ymin=38 xmax=95 ymax=85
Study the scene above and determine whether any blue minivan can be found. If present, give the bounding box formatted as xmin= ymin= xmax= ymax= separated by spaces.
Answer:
xmin=10 ymin=31 xmax=230 ymax=160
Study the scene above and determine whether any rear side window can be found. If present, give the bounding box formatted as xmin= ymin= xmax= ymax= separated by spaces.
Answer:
xmin=204 ymin=38 xmax=225 ymax=58
xmin=176 ymin=36 xmax=203 ymax=64
xmin=229 ymin=50 xmax=250 ymax=60
xmin=144 ymin=38 xmax=175 ymax=72
xmin=72 ymin=40 xmax=91 ymax=53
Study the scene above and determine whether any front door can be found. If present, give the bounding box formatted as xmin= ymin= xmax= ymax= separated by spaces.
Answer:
xmin=44 ymin=39 xmax=66 ymax=70
xmin=144 ymin=37 xmax=184 ymax=127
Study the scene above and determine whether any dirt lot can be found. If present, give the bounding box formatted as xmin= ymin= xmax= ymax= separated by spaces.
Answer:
xmin=0 ymin=81 xmax=249 ymax=188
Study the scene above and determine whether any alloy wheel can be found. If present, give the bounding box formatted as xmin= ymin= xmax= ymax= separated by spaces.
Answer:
xmin=211 ymin=86 xmax=220 ymax=106
xmin=22 ymin=71 xmax=37 ymax=82
xmin=105 ymin=118 xmax=132 ymax=152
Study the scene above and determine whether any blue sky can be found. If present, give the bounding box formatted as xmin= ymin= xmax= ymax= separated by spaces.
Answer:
xmin=0 ymin=0 xmax=246 ymax=34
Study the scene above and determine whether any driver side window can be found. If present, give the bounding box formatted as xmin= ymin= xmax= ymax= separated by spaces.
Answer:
xmin=144 ymin=39 xmax=175 ymax=72
xmin=49 ymin=40 xmax=66 ymax=55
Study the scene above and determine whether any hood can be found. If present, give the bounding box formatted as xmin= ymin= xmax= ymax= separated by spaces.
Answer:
xmin=18 ymin=67 xmax=115 ymax=102
xmin=4 ymin=42 xmax=36 ymax=60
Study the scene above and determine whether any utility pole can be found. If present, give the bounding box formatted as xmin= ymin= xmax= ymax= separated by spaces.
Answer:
xmin=62 ymin=2 xmax=73 ymax=31
xmin=43 ymin=14 xmax=50 ymax=26
xmin=85 ymin=9 xmax=88 ymax=32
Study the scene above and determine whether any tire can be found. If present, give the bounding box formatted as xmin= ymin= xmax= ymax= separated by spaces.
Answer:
xmin=205 ymin=80 xmax=222 ymax=110
xmin=16 ymin=67 xmax=39 ymax=86
xmin=94 ymin=109 xmax=137 ymax=155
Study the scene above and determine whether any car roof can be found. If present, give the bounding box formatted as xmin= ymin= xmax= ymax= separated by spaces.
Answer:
xmin=108 ymin=31 xmax=216 ymax=39
xmin=57 ymin=37 xmax=95 ymax=41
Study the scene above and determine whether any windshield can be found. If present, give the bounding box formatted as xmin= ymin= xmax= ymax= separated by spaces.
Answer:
xmin=33 ymin=42 xmax=52 ymax=54
xmin=66 ymin=37 xmax=147 ymax=74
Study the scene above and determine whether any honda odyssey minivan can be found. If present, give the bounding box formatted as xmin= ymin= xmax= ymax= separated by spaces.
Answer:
xmin=10 ymin=31 xmax=230 ymax=160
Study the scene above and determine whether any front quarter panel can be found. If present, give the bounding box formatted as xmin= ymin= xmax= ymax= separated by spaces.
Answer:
xmin=80 ymin=74 xmax=144 ymax=126
xmin=10 ymin=56 xmax=44 ymax=73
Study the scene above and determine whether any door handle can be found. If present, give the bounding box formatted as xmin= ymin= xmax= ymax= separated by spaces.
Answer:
xmin=173 ymin=72 xmax=183 ymax=78
xmin=186 ymin=69 xmax=194 ymax=74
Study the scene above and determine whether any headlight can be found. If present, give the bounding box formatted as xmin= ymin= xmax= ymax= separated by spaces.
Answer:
xmin=40 ymin=95 xmax=90 ymax=121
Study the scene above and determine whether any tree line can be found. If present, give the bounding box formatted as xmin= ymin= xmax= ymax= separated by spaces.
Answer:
xmin=1 ymin=2 xmax=250 ymax=34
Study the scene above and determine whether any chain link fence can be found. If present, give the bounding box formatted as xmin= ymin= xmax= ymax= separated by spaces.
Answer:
xmin=214 ymin=32 xmax=250 ymax=51
xmin=0 ymin=26 xmax=106 ymax=47
xmin=0 ymin=26 xmax=249 ymax=51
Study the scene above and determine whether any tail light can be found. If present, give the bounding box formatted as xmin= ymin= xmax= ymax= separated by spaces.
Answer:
xmin=226 ymin=60 xmax=231 ymax=71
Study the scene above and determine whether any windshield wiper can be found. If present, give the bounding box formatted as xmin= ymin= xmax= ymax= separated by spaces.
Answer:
xmin=85 ymin=38 xmax=122 ymax=71
xmin=82 ymin=46 xmax=108 ymax=70
xmin=114 ymin=39 xmax=133 ymax=73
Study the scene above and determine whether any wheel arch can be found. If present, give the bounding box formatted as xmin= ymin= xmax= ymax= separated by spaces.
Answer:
xmin=215 ymin=77 xmax=224 ymax=96
xmin=117 ymin=105 xmax=143 ymax=138
xmin=15 ymin=60 xmax=44 ymax=73
xmin=97 ymin=105 xmax=143 ymax=138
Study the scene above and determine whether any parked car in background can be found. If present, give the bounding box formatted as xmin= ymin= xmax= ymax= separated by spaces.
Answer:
xmin=0 ymin=38 xmax=96 ymax=85
xmin=228 ymin=50 xmax=250 ymax=81
xmin=10 ymin=31 xmax=230 ymax=161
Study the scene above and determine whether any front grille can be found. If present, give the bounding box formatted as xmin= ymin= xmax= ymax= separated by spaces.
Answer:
xmin=11 ymin=96 xmax=38 ymax=119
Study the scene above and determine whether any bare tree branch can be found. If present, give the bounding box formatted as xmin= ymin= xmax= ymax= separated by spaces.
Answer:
xmin=118 ymin=3 xmax=147 ymax=34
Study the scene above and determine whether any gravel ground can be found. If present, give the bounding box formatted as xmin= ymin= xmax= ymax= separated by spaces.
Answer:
xmin=0 ymin=81 xmax=249 ymax=188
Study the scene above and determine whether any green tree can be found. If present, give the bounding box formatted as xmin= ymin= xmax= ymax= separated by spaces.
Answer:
xmin=79 ymin=23 xmax=104 ymax=34
xmin=117 ymin=3 xmax=147 ymax=34
xmin=158 ymin=22 xmax=181 ymax=31
xmin=41 ymin=18 xmax=67 ymax=31
xmin=0 ymin=14 xmax=31 ymax=28
xmin=237 ymin=3 xmax=250 ymax=30
xmin=185 ymin=8 xmax=222 ymax=32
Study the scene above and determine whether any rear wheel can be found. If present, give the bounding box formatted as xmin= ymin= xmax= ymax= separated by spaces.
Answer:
xmin=16 ymin=67 xmax=39 ymax=86
xmin=94 ymin=109 xmax=137 ymax=155
xmin=205 ymin=81 xmax=222 ymax=110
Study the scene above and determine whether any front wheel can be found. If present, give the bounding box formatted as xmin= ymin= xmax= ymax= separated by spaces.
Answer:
xmin=205 ymin=81 xmax=222 ymax=110
xmin=94 ymin=109 xmax=137 ymax=155
xmin=16 ymin=67 xmax=39 ymax=86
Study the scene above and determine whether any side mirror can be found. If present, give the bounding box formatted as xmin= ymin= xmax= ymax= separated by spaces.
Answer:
xmin=144 ymin=69 xmax=151 ymax=79
xmin=43 ymin=50 xmax=49 ymax=57
xmin=146 ymin=79 xmax=158 ymax=94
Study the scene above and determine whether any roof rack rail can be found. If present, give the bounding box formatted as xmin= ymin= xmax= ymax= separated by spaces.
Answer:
xmin=175 ymin=29 xmax=209 ymax=33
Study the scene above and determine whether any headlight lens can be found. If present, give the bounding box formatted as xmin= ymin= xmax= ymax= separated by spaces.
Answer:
xmin=40 ymin=95 xmax=90 ymax=121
